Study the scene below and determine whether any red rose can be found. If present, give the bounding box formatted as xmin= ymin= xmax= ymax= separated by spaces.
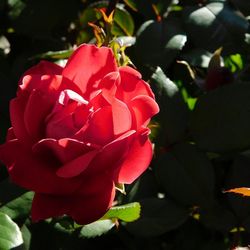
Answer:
xmin=0 ymin=44 xmax=159 ymax=224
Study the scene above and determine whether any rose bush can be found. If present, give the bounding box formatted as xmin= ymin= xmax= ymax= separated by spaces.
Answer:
xmin=0 ymin=44 xmax=159 ymax=224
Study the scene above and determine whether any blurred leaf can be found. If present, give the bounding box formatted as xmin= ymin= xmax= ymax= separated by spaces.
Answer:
xmin=181 ymin=48 xmax=213 ymax=68
xmin=80 ymin=219 xmax=115 ymax=238
xmin=126 ymin=198 xmax=189 ymax=237
xmin=7 ymin=0 xmax=26 ymax=20
xmin=20 ymin=224 xmax=31 ymax=250
xmin=0 ymin=212 xmax=23 ymax=250
xmin=32 ymin=49 xmax=73 ymax=60
xmin=136 ymin=16 xmax=187 ymax=69
xmin=14 ymin=0 xmax=79 ymax=36
xmin=0 ymin=192 xmax=34 ymax=220
xmin=183 ymin=2 xmax=249 ymax=54
xmin=224 ymin=156 xmax=250 ymax=221
xmin=225 ymin=188 xmax=250 ymax=196
xmin=123 ymin=0 xmax=171 ymax=18
xmin=155 ymin=142 xmax=215 ymax=207
xmin=200 ymin=201 xmax=237 ymax=232
xmin=102 ymin=202 xmax=140 ymax=222
xmin=149 ymin=67 xmax=189 ymax=146
xmin=190 ymin=82 xmax=250 ymax=152
xmin=230 ymin=0 xmax=250 ymax=16
xmin=112 ymin=7 xmax=134 ymax=36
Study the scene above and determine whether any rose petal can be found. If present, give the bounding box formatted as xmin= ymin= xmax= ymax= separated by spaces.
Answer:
xmin=10 ymin=96 xmax=31 ymax=144
xmin=56 ymin=149 xmax=99 ymax=178
xmin=1 ymin=140 xmax=83 ymax=195
xmin=24 ymin=89 xmax=52 ymax=140
xmin=32 ymin=175 xmax=115 ymax=225
xmin=6 ymin=128 xmax=16 ymax=141
xmin=19 ymin=75 xmax=81 ymax=98
xmin=62 ymin=44 xmax=117 ymax=97
xmin=20 ymin=60 xmax=63 ymax=78
xmin=82 ymin=106 xmax=114 ymax=145
xmin=111 ymin=98 xmax=132 ymax=135
xmin=129 ymin=95 xmax=159 ymax=129
xmin=33 ymin=138 xmax=98 ymax=163
xmin=116 ymin=66 xmax=155 ymax=103
xmin=87 ymin=130 xmax=136 ymax=175
xmin=117 ymin=131 xmax=153 ymax=184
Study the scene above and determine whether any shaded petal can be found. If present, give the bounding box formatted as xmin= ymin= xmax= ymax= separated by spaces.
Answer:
xmin=24 ymin=89 xmax=52 ymax=140
xmin=82 ymin=106 xmax=114 ymax=145
xmin=10 ymin=96 xmax=31 ymax=145
xmin=117 ymin=131 xmax=153 ymax=184
xmin=129 ymin=95 xmax=159 ymax=128
xmin=117 ymin=66 xmax=155 ymax=103
xmin=6 ymin=127 xmax=16 ymax=141
xmin=32 ymin=175 xmax=115 ymax=225
xmin=87 ymin=130 xmax=136 ymax=175
xmin=33 ymin=138 xmax=98 ymax=163
xmin=56 ymin=149 xmax=99 ymax=178
xmin=1 ymin=140 xmax=82 ymax=195
xmin=62 ymin=44 xmax=117 ymax=97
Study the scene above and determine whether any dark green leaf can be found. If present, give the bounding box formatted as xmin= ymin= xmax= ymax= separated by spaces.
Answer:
xmin=183 ymin=2 xmax=249 ymax=54
xmin=126 ymin=198 xmax=189 ymax=237
xmin=0 ymin=212 xmax=23 ymax=250
xmin=149 ymin=67 xmax=189 ymax=146
xmin=155 ymin=142 xmax=215 ymax=207
xmin=231 ymin=0 xmax=250 ymax=16
xmin=190 ymin=82 xmax=250 ymax=152
xmin=200 ymin=201 xmax=237 ymax=232
xmin=0 ymin=192 xmax=34 ymax=220
xmin=20 ymin=224 xmax=31 ymax=250
xmin=136 ymin=16 xmax=187 ymax=69
xmin=79 ymin=219 xmax=115 ymax=238
xmin=181 ymin=48 xmax=213 ymax=68
xmin=102 ymin=202 xmax=140 ymax=222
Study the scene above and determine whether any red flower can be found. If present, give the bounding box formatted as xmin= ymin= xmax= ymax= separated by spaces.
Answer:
xmin=0 ymin=44 xmax=159 ymax=224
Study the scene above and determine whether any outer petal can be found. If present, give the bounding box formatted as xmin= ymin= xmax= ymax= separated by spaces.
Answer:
xmin=19 ymin=75 xmax=81 ymax=98
xmin=24 ymin=89 xmax=52 ymax=140
xmin=62 ymin=44 xmax=117 ymax=97
xmin=1 ymin=140 xmax=82 ymax=195
xmin=116 ymin=66 xmax=155 ymax=103
xmin=129 ymin=95 xmax=159 ymax=129
xmin=18 ymin=60 xmax=63 ymax=90
xmin=32 ymin=174 xmax=115 ymax=225
xmin=117 ymin=131 xmax=153 ymax=184
xmin=10 ymin=96 xmax=31 ymax=145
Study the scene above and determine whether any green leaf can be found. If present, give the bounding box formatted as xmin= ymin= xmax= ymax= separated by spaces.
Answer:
xmin=136 ymin=16 xmax=187 ymax=69
xmin=20 ymin=224 xmax=31 ymax=250
xmin=190 ymin=82 xmax=250 ymax=152
xmin=183 ymin=2 xmax=249 ymax=54
xmin=102 ymin=202 xmax=141 ymax=222
xmin=112 ymin=7 xmax=135 ymax=36
xmin=0 ymin=192 xmax=34 ymax=220
xmin=155 ymin=142 xmax=215 ymax=207
xmin=125 ymin=198 xmax=189 ymax=237
xmin=0 ymin=212 xmax=23 ymax=250
xmin=149 ymin=67 xmax=189 ymax=146
xmin=79 ymin=219 xmax=115 ymax=238
xmin=31 ymin=49 xmax=73 ymax=60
